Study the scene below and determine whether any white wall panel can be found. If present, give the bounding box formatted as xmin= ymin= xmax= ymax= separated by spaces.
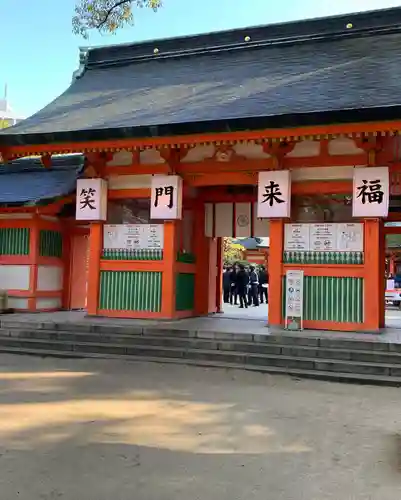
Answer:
xmin=205 ymin=203 xmax=213 ymax=237
xmin=253 ymin=204 xmax=269 ymax=237
xmin=8 ymin=297 xmax=29 ymax=309
xmin=0 ymin=265 xmax=30 ymax=290
xmin=37 ymin=266 xmax=63 ymax=292
xmin=36 ymin=298 xmax=62 ymax=310
xmin=215 ymin=203 xmax=233 ymax=237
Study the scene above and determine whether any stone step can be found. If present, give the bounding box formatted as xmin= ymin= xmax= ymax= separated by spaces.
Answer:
xmin=1 ymin=344 xmax=401 ymax=387
xmin=0 ymin=335 xmax=400 ymax=378
xmin=2 ymin=328 xmax=401 ymax=365
xmin=0 ymin=320 xmax=396 ymax=352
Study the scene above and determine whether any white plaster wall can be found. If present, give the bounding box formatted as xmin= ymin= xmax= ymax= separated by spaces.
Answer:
xmin=108 ymin=175 xmax=152 ymax=190
xmin=291 ymin=166 xmax=354 ymax=181
xmin=36 ymin=297 xmax=62 ymax=310
xmin=37 ymin=266 xmax=63 ymax=292
xmin=8 ymin=297 xmax=29 ymax=309
xmin=287 ymin=140 xmax=320 ymax=157
xmin=0 ymin=265 xmax=30 ymax=290
xmin=140 ymin=149 xmax=165 ymax=164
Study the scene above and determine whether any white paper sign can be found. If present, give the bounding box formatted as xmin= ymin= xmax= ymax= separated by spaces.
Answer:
xmin=103 ymin=224 xmax=164 ymax=250
xmin=285 ymin=270 xmax=304 ymax=330
xmin=336 ymin=223 xmax=364 ymax=252
xmin=76 ymin=178 xmax=107 ymax=221
xmin=352 ymin=167 xmax=389 ymax=217
xmin=284 ymin=222 xmax=364 ymax=252
xmin=310 ymin=223 xmax=336 ymax=251
xmin=257 ymin=171 xmax=291 ymax=218
xmin=151 ymin=175 xmax=183 ymax=220
xmin=284 ymin=224 xmax=310 ymax=250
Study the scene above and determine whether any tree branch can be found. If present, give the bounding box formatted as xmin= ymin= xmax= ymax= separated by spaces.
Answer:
xmin=96 ymin=0 xmax=132 ymax=30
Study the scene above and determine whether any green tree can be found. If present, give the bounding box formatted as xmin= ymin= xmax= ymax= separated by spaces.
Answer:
xmin=223 ymin=238 xmax=244 ymax=264
xmin=73 ymin=0 xmax=163 ymax=38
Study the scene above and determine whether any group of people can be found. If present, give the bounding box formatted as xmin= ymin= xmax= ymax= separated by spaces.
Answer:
xmin=223 ymin=264 xmax=268 ymax=309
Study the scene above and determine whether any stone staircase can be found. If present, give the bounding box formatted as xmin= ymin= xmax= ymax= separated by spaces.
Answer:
xmin=0 ymin=319 xmax=401 ymax=385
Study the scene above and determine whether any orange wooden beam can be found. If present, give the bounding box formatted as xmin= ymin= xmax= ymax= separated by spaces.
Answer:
xmin=4 ymin=120 xmax=401 ymax=158
xmin=108 ymin=188 xmax=151 ymax=199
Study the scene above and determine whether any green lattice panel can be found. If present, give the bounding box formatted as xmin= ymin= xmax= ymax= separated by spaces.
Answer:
xmin=283 ymin=251 xmax=364 ymax=265
xmin=99 ymin=271 xmax=162 ymax=312
xmin=39 ymin=230 xmax=63 ymax=258
xmin=282 ymin=276 xmax=363 ymax=323
xmin=102 ymin=249 xmax=163 ymax=260
xmin=0 ymin=228 xmax=30 ymax=255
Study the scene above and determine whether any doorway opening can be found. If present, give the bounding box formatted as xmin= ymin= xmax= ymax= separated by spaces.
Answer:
xmin=221 ymin=237 xmax=269 ymax=320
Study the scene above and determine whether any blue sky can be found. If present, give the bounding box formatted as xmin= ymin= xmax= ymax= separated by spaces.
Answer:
xmin=1 ymin=0 xmax=400 ymax=117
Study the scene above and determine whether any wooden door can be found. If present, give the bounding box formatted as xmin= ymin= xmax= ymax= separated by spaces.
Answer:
xmin=69 ymin=234 xmax=89 ymax=310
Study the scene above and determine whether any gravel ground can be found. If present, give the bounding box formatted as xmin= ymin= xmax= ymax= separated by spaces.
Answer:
xmin=0 ymin=353 xmax=400 ymax=500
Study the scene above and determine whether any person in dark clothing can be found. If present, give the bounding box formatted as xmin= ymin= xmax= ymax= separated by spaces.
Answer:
xmin=258 ymin=265 xmax=268 ymax=304
xmin=236 ymin=264 xmax=249 ymax=309
xmin=248 ymin=265 xmax=260 ymax=306
xmin=229 ymin=266 xmax=238 ymax=305
xmin=222 ymin=267 xmax=231 ymax=303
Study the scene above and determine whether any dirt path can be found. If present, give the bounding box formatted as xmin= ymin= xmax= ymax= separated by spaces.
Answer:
xmin=0 ymin=354 xmax=400 ymax=499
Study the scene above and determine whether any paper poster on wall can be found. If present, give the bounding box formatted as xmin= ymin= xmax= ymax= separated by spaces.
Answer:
xmin=284 ymin=222 xmax=364 ymax=252
xmin=103 ymin=224 xmax=164 ymax=250
xmin=310 ymin=223 xmax=336 ymax=251
xmin=336 ymin=223 xmax=364 ymax=252
xmin=284 ymin=224 xmax=310 ymax=251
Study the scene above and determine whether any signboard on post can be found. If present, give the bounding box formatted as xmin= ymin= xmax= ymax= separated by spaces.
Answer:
xmin=285 ymin=270 xmax=304 ymax=331
xmin=352 ymin=166 xmax=389 ymax=217
xmin=76 ymin=178 xmax=107 ymax=221
xmin=257 ymin=170 xmax=291 ymax=218
xmin=150 ymin=175 xmax=183 ymax=220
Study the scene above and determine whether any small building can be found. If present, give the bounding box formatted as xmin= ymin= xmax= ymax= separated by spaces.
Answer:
xmin=0 ymin=155 xmax=85 ymax=311
xmin=0 ymin=93 xmax=24 ymax=129
xmin=234 ymin=238 xmax=269 ymax=266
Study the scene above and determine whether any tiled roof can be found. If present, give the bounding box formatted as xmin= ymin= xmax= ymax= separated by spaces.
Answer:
xmin=2 ymin=8 xmax=401 ymax=146
xmin=0 ymin=155 xmax=84 ymax=204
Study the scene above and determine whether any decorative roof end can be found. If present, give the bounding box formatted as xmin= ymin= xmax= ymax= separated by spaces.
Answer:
xmin=72 ymin=47 xmax=89 ymax=82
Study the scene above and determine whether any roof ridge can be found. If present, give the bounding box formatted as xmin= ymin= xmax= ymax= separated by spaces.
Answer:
xmin=86 ymin=24 xmax=401 ymax=70
xmin=84 ymin=6 xmax=401 ymax=69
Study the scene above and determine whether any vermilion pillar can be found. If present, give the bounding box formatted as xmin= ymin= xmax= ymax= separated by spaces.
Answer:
xmin=194 ymin=201 xmax=210 ymax=315
xmin=364 ymin=218 xmax=385 ymax=330
xmin=86 ymin=222 xmax=103 ymax=315
xmin=161 ymin=220 xmax=179 ymax=318
xmin=28 ymin=216 xmax=40 ymax=311
xmin=268 ymin=219 xmax=284 ymax=327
